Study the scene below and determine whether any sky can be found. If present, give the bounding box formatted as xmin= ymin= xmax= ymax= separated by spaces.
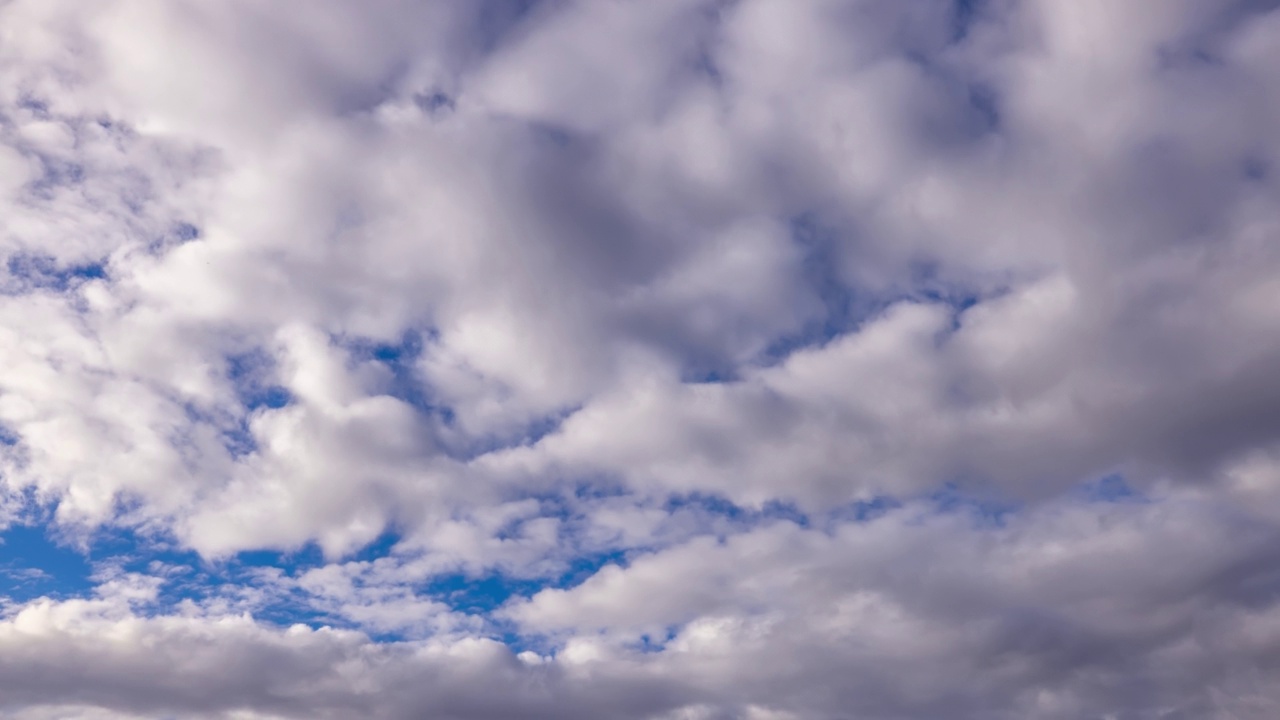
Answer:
xmin=0 ymin=0 xmax=1279 ymax=718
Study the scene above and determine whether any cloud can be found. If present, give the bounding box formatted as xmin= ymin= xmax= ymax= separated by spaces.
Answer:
xmin=0 ymin=0 xmax=1279 ymax=717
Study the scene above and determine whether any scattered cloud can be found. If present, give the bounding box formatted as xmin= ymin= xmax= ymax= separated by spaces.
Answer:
xmin=1 ymin=0 xmax=1279 ymax=717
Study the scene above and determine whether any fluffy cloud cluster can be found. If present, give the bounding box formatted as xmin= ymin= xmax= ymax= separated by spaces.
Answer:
xmin=1 ymin=0 xmax=1279 ymax=718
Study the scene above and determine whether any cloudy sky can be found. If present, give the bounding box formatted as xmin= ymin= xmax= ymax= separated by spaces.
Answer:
xmin=0 ymin=0 xmax=1279 ymax=718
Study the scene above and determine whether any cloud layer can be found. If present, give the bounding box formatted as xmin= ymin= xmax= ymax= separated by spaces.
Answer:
xmin=2 ymin=0 xmax=1280 ymax=717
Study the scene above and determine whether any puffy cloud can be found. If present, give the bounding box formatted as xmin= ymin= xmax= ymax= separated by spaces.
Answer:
xmin=4 ymin=486 xmax=1280 ymax=719
xmin=0 ymin=0 xmax=1279 ymax=717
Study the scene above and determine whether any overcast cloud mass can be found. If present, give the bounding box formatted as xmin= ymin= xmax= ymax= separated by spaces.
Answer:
xmin=1 ymin=0 xmax=1280 ymax=717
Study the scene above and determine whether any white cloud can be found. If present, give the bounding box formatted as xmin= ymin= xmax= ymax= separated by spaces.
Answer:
xmin=0 ymin=0 xmax=1279 ymax=717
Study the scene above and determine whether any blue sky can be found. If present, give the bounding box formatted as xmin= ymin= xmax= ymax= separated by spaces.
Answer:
xmin=1 ymin=1 xmax=1280 ymax=718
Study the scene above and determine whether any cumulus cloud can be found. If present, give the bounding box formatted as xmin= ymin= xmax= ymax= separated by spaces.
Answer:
xmin=0 ymin=0 xmax=1279 ymax=717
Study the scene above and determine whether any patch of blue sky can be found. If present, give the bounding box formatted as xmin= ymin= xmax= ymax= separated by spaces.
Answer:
xmin=338 ymin=330 xmax=589 ymax=458
xmin=233 ymin=543 xmax=328 ymax=574
xmin=224 ymin=578 xmax=341 ymax=631
xmin=233 ymin=529 xmax=404 ymax=574
xmin=413 ymin=91 xmax=455 ymax=116
xmin=4 ymin=523 xmax=236 ymax=590
xmin=577 ymin=475 xmax=1148 ymax=551
xmin=222 ymin=538 xmax=632 ymax=646
xmin=501 ymin=481 xmax=629 ymax=532
xmin=0 ymin=522 xmax=383 ymax=634
xmin=339 ymin=329 xmax=434 ymax=408
xmin=433 ymin=550 xmax=631 ymax=651
xmin=662 ymin=492 xmax=812 ymax=533
xmin=441 ymin=404 xmax=581 ymax=462
xmin=173 ymin=222 xmax=201 ymax=242
xmin=908 ymin=260 xmax=983 ymax=305
xmin=632 ymin=626 xmax=681 ymax=654
xmin=426 ymin=569 xmax=557 ymax=615
xmin=757 ymin=214 xmax=863 ymax=364
xmin=0 ymin=525 xmax=95 ymax=602
xmin=147 ymin=221 xmax=202 ymax=255
xmin=822 ymin=495 xmax=905 ymax=527
xmin=683 ymin=368 xmax=736 ymax=385
xmin=910 ymin=475 xmax=1148 ymax=531
xmin=14 ymin=501 xmax=652 ymax=640
xmin=673 ymin=338 xmax=745 ymax=385
xmin=514 ymin=484 xmax=815 ymax=550
xmin=239 ymin=386 xmax=291 ymax=412
xmin=2 ymin=519 xmax=225 ymax=610
xmin=926 ymin=482 xmax=1021 ymax=528
xmin=4 ymin=253 xmax=106 ymax=294
xmin=209 ymin=417 xmax=258 ymax=459
xmin=226 ymin=348 xmax=293 ymax=411
xmin=759 ymin=217 xmax=988 ymax=366
xmin=355 ymin=334 xmax=416 ymax=368
xmin=210 ymin=349 xmax=295 ymax=457
xmin=1 ymin=507 xmax=635 ymax=648
xmin=1078 ymin=474 xmax=1148 ymax=504
xmin=213 ymin=528 xmax=609 ymax=638
xmin=909 ymin=260 xmax=989 ymax=340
